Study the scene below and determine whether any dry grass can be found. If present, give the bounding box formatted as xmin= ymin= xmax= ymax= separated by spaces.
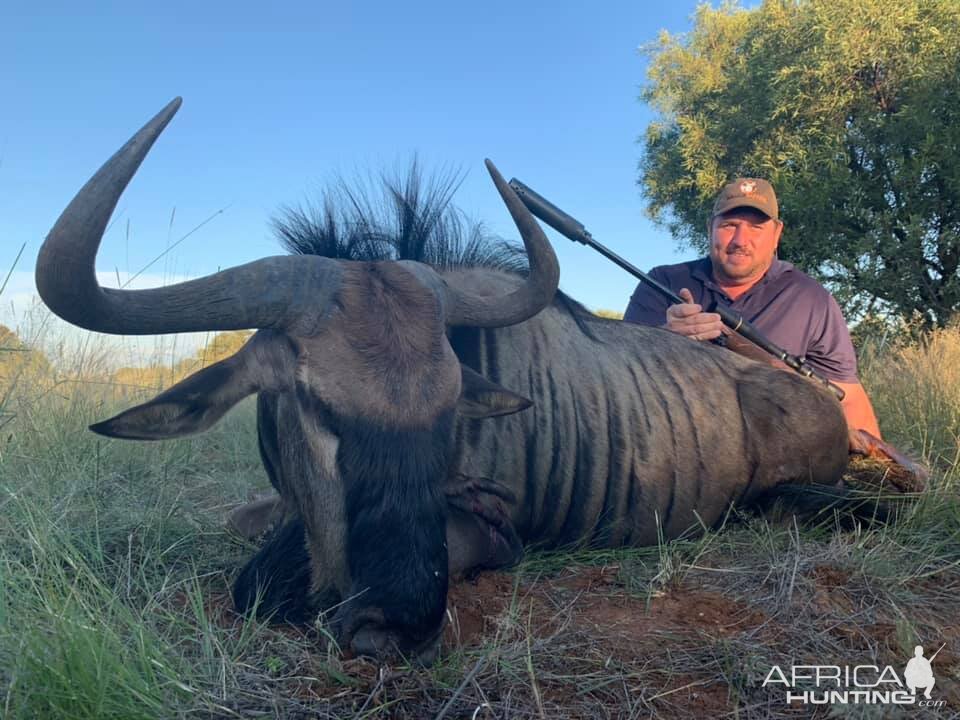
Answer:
xmin=860 ymin=322 xmax=960 ymax=470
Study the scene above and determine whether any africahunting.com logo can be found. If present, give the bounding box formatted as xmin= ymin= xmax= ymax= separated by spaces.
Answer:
xmin=763 ymin=644 xmax=946 ymax=708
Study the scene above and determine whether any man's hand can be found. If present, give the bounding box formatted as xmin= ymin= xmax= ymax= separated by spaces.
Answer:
xmin=664 ymin=288 xmax=724 ymax=341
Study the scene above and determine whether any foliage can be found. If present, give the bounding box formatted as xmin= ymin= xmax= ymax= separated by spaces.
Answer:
xmin=112 ymin=330 xmax=253 ymax=391
xmin=0 ymin=325 xmax=54 ymax=433
xmin=639 ymin=0 xmax=960 ymax=327
xmin=593 ymin=308 xmax=624 ymax=320
xmin=0 ymin=324 xmax=53 ymax=388
xmin=848 ymin=312 xmax=926 ymax=352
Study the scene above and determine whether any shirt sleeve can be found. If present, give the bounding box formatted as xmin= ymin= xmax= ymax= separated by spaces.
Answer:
xmin=804 ymin=292 xmax=860 ymax=383
xmin=623 ymin=269 xmax=672 ymax=327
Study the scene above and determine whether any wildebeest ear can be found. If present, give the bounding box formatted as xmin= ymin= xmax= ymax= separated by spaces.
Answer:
xmin=457 ymin=364 xmax=532 ymax=419
xmin=90 ymin=332 xmax=296 ymax=440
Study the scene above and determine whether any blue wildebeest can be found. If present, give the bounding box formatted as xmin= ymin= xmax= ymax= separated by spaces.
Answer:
xmin=37 ymin=99 xmax=849 ymax=662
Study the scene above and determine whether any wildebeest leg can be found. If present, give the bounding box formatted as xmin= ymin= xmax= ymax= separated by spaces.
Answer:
xmin=848 ymin=429 xmax=929 ymax=491
xmin=722 ymin=340 xmax=927 ymax=478
xmin=749 ymin=480 xmax=892 ymax=526
xmin=232 ymin=515 xmax=336 ymax=623
xmin=445 ymin=473 xmax=523 ymax=577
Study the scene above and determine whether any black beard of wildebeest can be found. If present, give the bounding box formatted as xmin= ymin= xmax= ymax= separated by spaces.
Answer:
xmin=36 ymin=99 xmax=850 ymax=665
xmin=337 ymin=413 xmax=455 ymax=657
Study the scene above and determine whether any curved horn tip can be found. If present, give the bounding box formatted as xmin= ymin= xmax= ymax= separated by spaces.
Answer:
xmin=165 ymin=96 xmax=184 ymax=113
xmin=484 ymin=159 xmax=518 ymax=201
xmin=132 ymin=97 xmax=183 ymax=141
xmin=152 ymin=96 xmax=184 ymax=127
xmin=34 ymin=96 xmax=186 ymax=331
xmin=484 ymin=158 xmax=505 ymax=184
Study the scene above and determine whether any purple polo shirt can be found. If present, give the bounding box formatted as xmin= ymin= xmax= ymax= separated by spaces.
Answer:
xmin=623 ymin=258 xmax=859 ymax=383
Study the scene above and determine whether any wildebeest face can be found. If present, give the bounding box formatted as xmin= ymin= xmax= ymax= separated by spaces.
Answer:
xmin=88 ymin=261 xmax=532 ymax=660
xmin=84 ymin=273 xmax=523 ymax=664
xmin=35 ymin=99 xmax=559 ymax=661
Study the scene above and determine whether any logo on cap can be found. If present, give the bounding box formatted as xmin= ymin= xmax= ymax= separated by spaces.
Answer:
xmin=740 ymin=180 xmax=757 ymax=196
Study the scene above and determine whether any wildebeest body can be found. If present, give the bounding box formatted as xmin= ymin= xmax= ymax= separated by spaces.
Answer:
xmin=442 ymin=270 xmax=848 ymax=550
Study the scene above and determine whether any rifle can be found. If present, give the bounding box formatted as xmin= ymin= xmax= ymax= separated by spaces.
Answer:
xmin=508 ymin=178 xmax=846 ymax=402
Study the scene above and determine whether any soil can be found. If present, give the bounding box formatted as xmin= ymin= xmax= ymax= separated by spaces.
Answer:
xmin=444 ymin=567 xmax=766 ymax=650
xmin=439 ymin=564 xmax=959 ymax=715
xmin=183 ymin=561 xmax=959 ymax=717
xmin=441 ymin=567 xmax=763 ymax=716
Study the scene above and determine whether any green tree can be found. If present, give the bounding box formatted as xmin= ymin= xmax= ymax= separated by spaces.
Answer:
xmin=639 ymin=0 xmax=960 ymax=326
xmin=594 ymin=309 xmax=624 ymax=320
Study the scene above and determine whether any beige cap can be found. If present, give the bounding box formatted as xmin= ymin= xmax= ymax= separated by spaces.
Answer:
xmin=712 ymin=178 xmax=778 ymax=219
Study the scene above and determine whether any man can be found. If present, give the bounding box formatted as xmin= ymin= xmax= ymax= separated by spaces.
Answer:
xmin=624 ymin=178 xmax=881 ymax=438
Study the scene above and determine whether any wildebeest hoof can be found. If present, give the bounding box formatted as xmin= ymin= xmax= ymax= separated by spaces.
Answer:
xmin=847 ymin=429 xmax=929 ymax=491
xmin=227 ymin=494 xmax=287 ymax=540
xmin=445 ymin=474 xmax=523 ymax=572
xmin=232 ymin=517 xmax=316 ymax=623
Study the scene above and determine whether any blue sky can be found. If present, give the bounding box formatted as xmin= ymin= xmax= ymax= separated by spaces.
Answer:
xmin=2 ymin=1 xmax=705 ymax=347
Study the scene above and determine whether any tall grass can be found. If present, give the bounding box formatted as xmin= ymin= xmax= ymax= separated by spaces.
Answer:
xmin=0 ymin=313 xmax=268 ymax=717
xmin=860 ymin=324 xmax=960 ymax=472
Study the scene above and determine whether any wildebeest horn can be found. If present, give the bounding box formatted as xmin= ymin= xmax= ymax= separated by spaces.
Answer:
xmin=36 ymin=98 xmax=343 ymax=335
xmin=442 ymin=160 xmax=560 ymax=328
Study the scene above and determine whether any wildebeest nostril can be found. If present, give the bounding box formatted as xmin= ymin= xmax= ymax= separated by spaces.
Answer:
xmin=350 ymin=624 xmax=393 ymax=659
xmin=346 ymin=617 xmax=444 ymax=665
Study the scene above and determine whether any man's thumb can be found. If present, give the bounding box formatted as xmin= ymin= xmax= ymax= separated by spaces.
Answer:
xmin=679 ymin=288 xmax=694 ymax=304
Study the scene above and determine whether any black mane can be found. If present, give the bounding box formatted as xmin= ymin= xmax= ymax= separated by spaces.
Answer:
xmin=273 ymin=161 xmax=528 ymax=273
xmin=273 ymin=161 xmax=603 ymax=337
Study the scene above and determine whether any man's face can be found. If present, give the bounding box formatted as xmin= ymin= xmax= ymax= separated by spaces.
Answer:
xmin=708 ymin=207 xmax=783 ymax=286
